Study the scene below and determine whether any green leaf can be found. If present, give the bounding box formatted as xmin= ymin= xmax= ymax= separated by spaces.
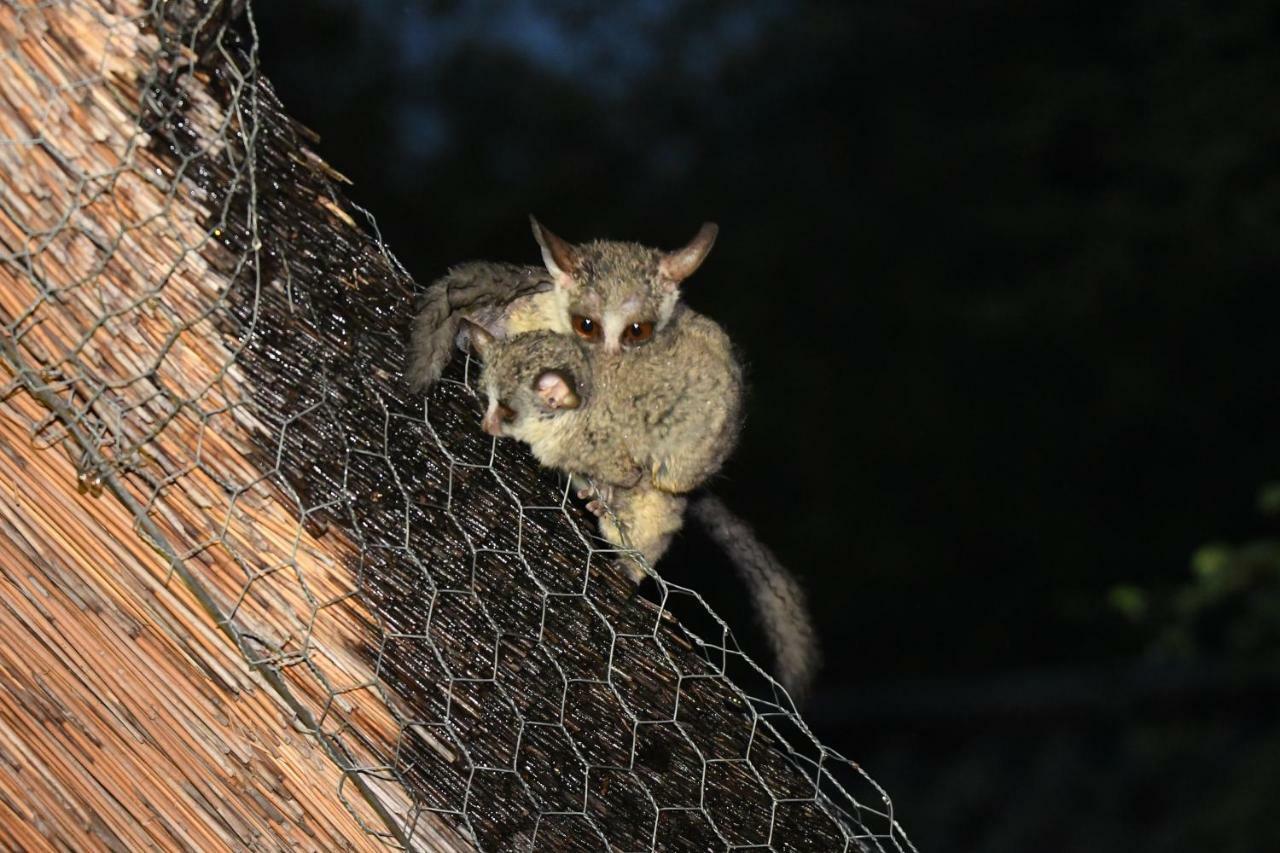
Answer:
xmin=1108 ymin=584 xmax=1149 ymax=622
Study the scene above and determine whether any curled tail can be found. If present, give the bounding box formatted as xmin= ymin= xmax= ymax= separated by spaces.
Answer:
xmin=407 ymin=284 xmax=460 ymax=391
xmin=406 ymin=262 xmax=553 ymax=391
xmin=691 ymin=493 xmax=821 ymax=702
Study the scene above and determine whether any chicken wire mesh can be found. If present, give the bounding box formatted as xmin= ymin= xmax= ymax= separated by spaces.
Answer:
xmin=0 ymin=1 xmax=916 ymax=850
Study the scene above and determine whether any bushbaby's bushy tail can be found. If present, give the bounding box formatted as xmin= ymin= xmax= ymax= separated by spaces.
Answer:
xmin=406 ymin=284 xmax=459 ymax=391
xmin=691 ymin=494 xmax=821 ymax=702
xmin=405 ymin=262 xmax=552 ymax=391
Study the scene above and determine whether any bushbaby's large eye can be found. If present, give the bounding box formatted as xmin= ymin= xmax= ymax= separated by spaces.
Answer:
xmin=496 ymin=403 xmax=516 ymax=423
xmin=621 ymin=321 xmax=654 ymax=346
xmin=572 ymin=315 xmax=601 ymax=341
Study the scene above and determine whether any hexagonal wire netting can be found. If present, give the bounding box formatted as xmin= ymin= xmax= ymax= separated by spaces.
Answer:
xmin=0 ymin=1 xmax=916 ymax=849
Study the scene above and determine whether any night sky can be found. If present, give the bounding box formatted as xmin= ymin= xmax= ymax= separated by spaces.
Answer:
xmin=255 ymin=3 xmax=1280 ymax=850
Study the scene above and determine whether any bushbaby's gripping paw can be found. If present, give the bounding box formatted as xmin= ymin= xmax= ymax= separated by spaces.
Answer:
xmin=577 ymin=483 xmax=614 ymax=516
xmin=616 ymin=556 xmax=647 ymax=589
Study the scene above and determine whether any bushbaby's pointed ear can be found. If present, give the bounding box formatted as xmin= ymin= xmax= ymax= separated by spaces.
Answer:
xmin=658 ymin=222 xmax=718 ymax=289
xmin=533 ymin=369 xmax=581 ymax=410
xmin=462 ymin=320 xmax=495 ymax=358
xmin=529 ymin=215 xmax=579 ymax=289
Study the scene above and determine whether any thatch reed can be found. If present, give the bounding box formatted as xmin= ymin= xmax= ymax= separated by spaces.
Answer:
xmin=0 ymin=385 xmax=381 ymax=850
xmin=0 ymin=1 xmax=912 ymax=850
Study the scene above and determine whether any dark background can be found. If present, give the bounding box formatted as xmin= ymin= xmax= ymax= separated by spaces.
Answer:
xmin=254 ymin=2 xmax=1280 ymax=850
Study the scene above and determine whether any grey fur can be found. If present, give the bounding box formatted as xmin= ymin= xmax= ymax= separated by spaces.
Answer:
xmin=690 ymin=494 xmax=822 ymax=701
xmin=479 ymin=307 xmax=743 ymax=496
xmin=530 ymin=218 xmax=718 ymax=354
xmin=477 ymin=308 xmax=742 ymax=574
xmin=407 ymin=221 xmax=718 ymax=393
xmin=405 ymin=261 xmax=552 ymax=391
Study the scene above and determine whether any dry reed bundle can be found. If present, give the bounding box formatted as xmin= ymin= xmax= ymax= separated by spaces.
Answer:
xmin=0 ymin=1 xmax=912 ymax=850
xmin=0 ymin=386 xmax=377 ymax=850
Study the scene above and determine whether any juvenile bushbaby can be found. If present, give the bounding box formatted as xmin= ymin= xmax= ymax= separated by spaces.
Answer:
xmin=470 ymin=327 xmax=820 ymax=698
xmin=405 ymin=218 xmax=718 ymax=391
xmin=469 ymin=309 xmax=743 ymax=566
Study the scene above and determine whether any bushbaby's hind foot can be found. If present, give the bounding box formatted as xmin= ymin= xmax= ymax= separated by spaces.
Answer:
xmin=615 ymin=555 xmax=647 ymax=588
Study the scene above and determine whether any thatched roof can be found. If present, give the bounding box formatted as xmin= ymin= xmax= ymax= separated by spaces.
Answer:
xmin=0 ymin=386 xmax=383 ymax=849
xmin=0 ymin=1 xmax=913 ymax=850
